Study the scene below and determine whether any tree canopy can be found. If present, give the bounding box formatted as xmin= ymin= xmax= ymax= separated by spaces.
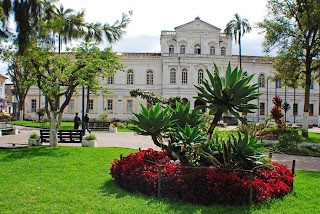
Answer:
xmin=258 ymin=0 xmax=320 ymax=136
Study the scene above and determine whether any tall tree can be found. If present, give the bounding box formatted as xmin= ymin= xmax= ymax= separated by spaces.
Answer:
xmin=1 ymin=0 xmax=56 ymax=53
xmin=28 ymin=43 xmax=124 ymax=147
xmin=1 ymin=48 xmax=36 ymax=120
xmin=224 ymin=13 xmax=251 ymax=69
xmin=258 ymin=0 xmax=320 ymax=137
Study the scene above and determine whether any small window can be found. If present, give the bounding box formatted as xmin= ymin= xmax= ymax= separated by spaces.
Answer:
xmin=147 ymin=102 xmax=152 ymax=110
xmin=260 ymin=103 xmax=265 ymax=115
xmin=88 ymin=100 xmax=93 ymax=113
xmin=169 ymin=45 xmax=174 ymax=53
xmin=221 ymin=47 xmax=226 ymax=55
xmin=170 ymin=68 xmax=176 ymax=84
xmin=127 ymin=70 xmax=134 ymax=85
xmin=194 ymin=45 xmax=201 ymax=54
xmin=276 ymin=79 xmax=282 ymax=88
xmin=309 ymin=104 xmax=314 ymax=116
xmin=182 ymin=69 xmax=188 ymax=84
xmin=127 ymin=100 xmax=133 ymax=113
xmin=31 ymin=99 xmax=37 ymax=112
xmin=107 ymin=74 xmax=114 ymax=84
xmin=258 ymin=74 xmax=265 ymax=88
xmin=311 ymin=81 xmax=314 ymax=89
xmin=293 ymin=103 xmax=298 ymax=116
xmin=68 ymin=100 xmax=74 ymax=113
xmin=146 ymin=70 xmax=154 ymax=85
xmin=180 ymin=45 xmax=185 ymax=54
xmin=210 ymin=46 xmax=215 ymax=55
xmin=107 ymin=100 xmax=113 ymax=113
xmin=198 ymin=69 xmax=204 ymax=84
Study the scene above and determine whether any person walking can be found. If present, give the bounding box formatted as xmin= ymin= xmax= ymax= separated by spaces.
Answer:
xmin=73 ymin=112 xmax=81 ymax=130
xmin=84 ymin=114 xmax=91 ymax=134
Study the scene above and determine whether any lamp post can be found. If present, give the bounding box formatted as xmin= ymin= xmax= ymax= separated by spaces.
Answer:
xmin=82 ymin=86 xmax=85 ymax=135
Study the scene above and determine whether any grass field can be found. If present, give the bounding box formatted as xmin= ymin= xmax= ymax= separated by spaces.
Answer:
xmin=0 ymin=147 xmax=319 ymax=214
xmin=7 ymin=121 xmax=131 ymax=132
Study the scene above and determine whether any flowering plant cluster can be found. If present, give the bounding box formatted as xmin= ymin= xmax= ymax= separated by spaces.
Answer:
xmin=112 ymin=122 xmax=118 ymax=127
xmin=270 ymin=95 xmax=290 ymax=128
xmin=110 ymin=149 xmax=294 ymax=205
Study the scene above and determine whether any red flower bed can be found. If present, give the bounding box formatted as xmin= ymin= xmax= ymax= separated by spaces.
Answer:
xmin=110 ymin=149 xmax=294 ymax=205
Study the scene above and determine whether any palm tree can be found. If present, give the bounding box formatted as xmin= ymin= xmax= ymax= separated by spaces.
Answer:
xmin=224 ymin=13 xmax=251 ymax=69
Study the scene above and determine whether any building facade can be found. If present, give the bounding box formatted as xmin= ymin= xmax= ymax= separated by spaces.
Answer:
xmin=25 ymin=18 xmax=320 ymax=125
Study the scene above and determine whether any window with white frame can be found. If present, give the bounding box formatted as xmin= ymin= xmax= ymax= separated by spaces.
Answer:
xmin=88 ymin=99 xmax=93 ymax=113
xmin=309 ymin=104 xmax=314 ymax=116
xmin=180 ymin=45 xmax=185 ymax=54
xmin=258 ymin=74 xmax=265 ymax=88
xmin=127 ymin=70 xmax=134 ymax=85
xmin=276 ymin=78 xmax=282 ymax=88
xmin=146 ymin=70 xmax=154 ymax=85
xmin=107 ymin=99 xmax=113 ymax=113
xmin=170 ymin=68 xmax=176 ymax=84
xmin=221 ymin=47 xmax=226 ymax=55
xmin=198 ymin=69 xmax=204 ymax=84
xmin=182 ymin=69 xmax=188 ymax=84
xmin=169 ymin=45 xmax=174 ymax=53
xmin=127 ymin=100 xmax=133 ymax=113
xmin=194 ymin=44 xmax=201 ymax=54
xmin=107 ymin=74 xmax=114 ymax=84
xmin=68 ymin=100 xmax=74 ymax=113
xmin=210 ymin=46 xmax=215 ymax=55
xmin=31 ymin=99 xmax=37 ymax=112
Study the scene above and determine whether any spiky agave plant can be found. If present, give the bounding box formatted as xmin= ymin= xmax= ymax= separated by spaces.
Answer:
xmin=194 ymin=62 xmax=261 ymax=142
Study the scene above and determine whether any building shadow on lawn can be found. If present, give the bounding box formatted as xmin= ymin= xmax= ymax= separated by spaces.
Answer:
xmin=0 ymin=146 xmax=70 ymax=162
xmin=99 ymin=180 xmax=265 ymax=213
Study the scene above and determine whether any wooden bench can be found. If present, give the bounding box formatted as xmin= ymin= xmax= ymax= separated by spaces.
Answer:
xmin=40 ymin=129 xmax=82 ymax=143
xmin=89 ymin=121 xmax=110 ymax=130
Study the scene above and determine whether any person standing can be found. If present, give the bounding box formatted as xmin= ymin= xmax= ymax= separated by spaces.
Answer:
xmin=73 ymin=112 xmax=81 ymax=130
xmin=84 ymin=114 xmax=91 ymax=134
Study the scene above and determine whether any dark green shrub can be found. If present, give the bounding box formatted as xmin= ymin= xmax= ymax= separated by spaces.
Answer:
xmin=278 ymin=129 xmax=301 ymax=148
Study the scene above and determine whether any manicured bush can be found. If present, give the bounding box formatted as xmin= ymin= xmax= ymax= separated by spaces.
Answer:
xmin=110 ymin=149 xmax=294 ymax=206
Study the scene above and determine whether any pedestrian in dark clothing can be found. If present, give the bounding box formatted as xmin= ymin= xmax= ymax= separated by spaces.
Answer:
xmin=74 ymin=112 xmax=81 ymax=130
xmin=84 ymin=114 xmax=91 ymax=134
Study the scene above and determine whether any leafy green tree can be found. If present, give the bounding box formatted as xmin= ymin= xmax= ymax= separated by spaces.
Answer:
xmin=258 ymin=0 xmax=320 ymax=137
xmin=1 ymin=48 xmax=36 ymax=120
xmin=195 ymin=62 xmax=260 ymax=142
xmin=28 ymin=43 xmax=124 ymax=146
xmin=224 ymin=13 xmax=251 ymax=69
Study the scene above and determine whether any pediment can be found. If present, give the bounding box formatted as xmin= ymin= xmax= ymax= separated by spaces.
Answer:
xmin=175 ymin=17 xmax=221 ymax=32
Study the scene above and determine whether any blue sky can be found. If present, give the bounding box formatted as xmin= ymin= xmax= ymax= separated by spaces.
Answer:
xmin=1 ymin=0 xmax=270 ymax=76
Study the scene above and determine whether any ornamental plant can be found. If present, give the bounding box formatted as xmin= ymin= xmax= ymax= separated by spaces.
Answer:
xmin=270 ymin=95 xmax=290 ymax=128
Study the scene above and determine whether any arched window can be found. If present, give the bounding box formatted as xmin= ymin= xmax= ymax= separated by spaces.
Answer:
xmin=198 ymin=69 xmax=204 ymax=84
xmin=221 ymin=47 xmax=226 ymax=55
xmin=194 ymin=44 xmax=201 ymax=54
xmin=127 ymin=70 xmax=134 ymax=85
xmin=210 ymin=46 xmax=215 ymax=55
xmin=170 ymin=68 xmax=176 ymax=84
xmin=146 ymin=70 xmax=153 ymax=85
xmin=169 ymin=45 xmax=174 ymax=53
xmin=182 ymin=69 xmax=188 ymax=84
xmin=180 ymin=45 xmax=185 ymax=54
xmin=258 ymin=74 xmax=265 ymax=87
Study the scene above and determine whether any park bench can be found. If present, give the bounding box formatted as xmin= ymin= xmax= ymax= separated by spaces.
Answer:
xmin=88 ymin=121 xmax=110 ymax=130
xmin=40 ymin=129 xmax=82 ymax=143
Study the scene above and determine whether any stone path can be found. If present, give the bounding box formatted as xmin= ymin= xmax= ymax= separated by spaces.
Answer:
xmin=0 ymin=125 xmax=319 ymax=172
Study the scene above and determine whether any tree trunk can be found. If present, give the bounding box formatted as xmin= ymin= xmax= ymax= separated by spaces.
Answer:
xmin=302 ymin=62 xmax=311 ymax=137
xmin=207 ymin=109 xmax=224 ymax=143
xmin=238 ymin=33 xmax=242 ymax=69
xmin=49 ymin=111 xmax=59 ymax=147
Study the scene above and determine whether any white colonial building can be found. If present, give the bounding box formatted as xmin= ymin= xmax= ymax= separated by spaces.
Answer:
xmin=25 ymin=18 xmax=320 ymax=125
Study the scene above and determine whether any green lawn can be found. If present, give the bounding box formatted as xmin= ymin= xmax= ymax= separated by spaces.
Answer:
xmin=299 ymin=131 xmax=320 ymax=144
xmin=7 ymin=121 xmax=131 ymax=132
xmin=0 ymin=147 xmax=318 ymax=214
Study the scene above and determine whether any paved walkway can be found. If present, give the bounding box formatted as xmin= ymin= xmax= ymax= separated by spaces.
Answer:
xmin=0 ymin=125 xmax=319 ymax=172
